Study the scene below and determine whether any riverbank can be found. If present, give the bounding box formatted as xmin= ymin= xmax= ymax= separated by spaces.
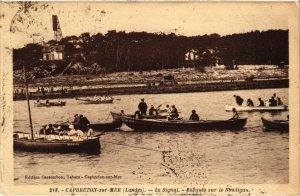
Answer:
xmin=14 ymin=78 xmax=288 ymax=101
xmin=13 ymin=66 xmax=288 ymax=100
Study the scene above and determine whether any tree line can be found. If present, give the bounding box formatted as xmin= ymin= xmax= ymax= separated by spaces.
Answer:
xmin=13 ymin=29 xmax=288 ymax=73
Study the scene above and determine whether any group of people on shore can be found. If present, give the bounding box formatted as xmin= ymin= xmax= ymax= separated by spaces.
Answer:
xmin=234 ymin=93 xmax=283 ymax=107
xmin=135 ymin=98 xmax=200 ymax=121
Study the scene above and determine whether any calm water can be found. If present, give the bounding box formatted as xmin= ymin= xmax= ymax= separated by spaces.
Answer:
xmin=14 ymin=88 xmax=289 ymax=185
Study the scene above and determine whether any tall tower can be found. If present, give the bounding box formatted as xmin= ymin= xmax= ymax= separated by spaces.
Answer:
xmin=52 ymin=15 xmax=63 ymax=41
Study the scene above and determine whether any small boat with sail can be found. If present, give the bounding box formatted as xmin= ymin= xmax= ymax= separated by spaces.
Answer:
xmin=13 ymin=66 xmax=101 ymax=154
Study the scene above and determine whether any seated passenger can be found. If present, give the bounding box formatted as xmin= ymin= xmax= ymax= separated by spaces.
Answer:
xmin=269 ymin=96 xmax=277 ymax=106
xmin=230 ymin=108 xmax=239 ymax=120
xmin=258 ymin=98 xmax=264 ymax=107
xmin=68 ymin=125 xmax=77 ymax=136
xmin=170 ymin=105 xmax=179 ymax=119
xmin=134 ymin=110 xmax=142 ymax=119
xmin=247 ymin=99 xmax=254 ymax=107
xmin=189 ymin=110 xmax=200 ymax=121
xmin=87 ymin=126 xmax=94 ymax=137
xmin=149 ymin=105 xmax=158 ymax=116
xmin=45 ymin=124 xmax=55 ymax=135
xmin=277 ymin=98 xmax=283 ymax=105
xmin=76 ymin=129 xmax=84 ymax=137
xmin=39 ymin=125 xmax=47 ymax=135
xmin=233 ymin=95 xmax=244 ymax=106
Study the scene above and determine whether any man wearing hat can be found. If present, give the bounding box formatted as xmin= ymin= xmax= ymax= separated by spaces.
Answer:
xmin=138 ymin=98 xmax=148 ymax=115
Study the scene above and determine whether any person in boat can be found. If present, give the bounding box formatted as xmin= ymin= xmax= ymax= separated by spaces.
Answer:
xmin=170 ymin=105 xmax=179 ymax=119
xmin=273 ymin=93 xmax=278 ymax=104
xmin=87 ymin=125 xmax=94 ymax=138
xmin=233 ymin=95 xmax=244 ymax=106
xmin=39 ymin=125 xmax=47 ymax=135
xmin=189 ymin=110 xmax=200 ymax=121
xmin=149 ymin=105 xmax=158 ymax=116
xmin=138 ymin=99 xmax=148 ymax=115
xmin=258 ymin=98 xmax=265 ymax=107
xmin=45 ymin=124 xmax=55 ymax=135
xmin=36 ymin=97 xmax=40 ymax=103
xmin=68 ymin=125 xmax=77 ymax=136
xmin=159 ymin=105 xmax=171 ymax=115
xmin=269 ymin=96 xmax=277 ymax=106
xmin=79 ymin=115 xmax=90 ymax=130
xmin=79 ymin=115 xmax=90 ymax=125
xmin=277 ymin=98 xmax=283 ymax=105
xmin=76 ymin=129 xmax=84 ymax=138
xmin=246 ymin=98 xmax=254 ymax=107
xmin=230 ymin=108 xmax=239 ymax=120
xmin=73 ymin=114 xmax=81 ymax=124
xmin=134 ymin=110 xmax=142 ymax=119
xmin=46 ymin=99 xmax=50 ymax=104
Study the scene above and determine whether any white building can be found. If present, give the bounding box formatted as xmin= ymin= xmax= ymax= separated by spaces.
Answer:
xmin=42 ymin=45 xmax=65 ymax=60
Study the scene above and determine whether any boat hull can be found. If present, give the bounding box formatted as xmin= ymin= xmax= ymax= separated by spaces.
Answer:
xmin=13 ymin=133 xmax=100 ymax=154
xmin=225 ymin=105 xmax=287 ymax=112
xmin=261 ymin=117 xmax=289 ymax=131
xmin=76 ymin=97 xmax=113 ymax=104
xmin=34 ymin=102 xmax=66 ymax=107
xmin=121 ymin=116 xmax=247 ymax=131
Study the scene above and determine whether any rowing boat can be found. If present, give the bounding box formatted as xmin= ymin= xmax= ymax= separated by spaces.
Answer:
xmin=261 ymin=117 xmax=289 ymax=131
xmin=76 ymin=97 xmax=113 ymax=104
xmin=121 ymin=115 xmax=247 ymax=131
xmin=34 ymin=101 xmax=66 ymax=107
xmin=225 ymin=104 xmax=287 ymax=112
xmin=13 ymin=132 xmax=101 ymax=154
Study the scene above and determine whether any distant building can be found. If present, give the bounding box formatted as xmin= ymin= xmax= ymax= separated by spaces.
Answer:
xmin=42 ymin=45 xmax=65 ymax=60
xmin=185 ymin=49 xmax=199 ymax=61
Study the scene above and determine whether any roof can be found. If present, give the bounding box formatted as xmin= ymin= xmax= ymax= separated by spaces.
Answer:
xmin=42 ymin=45 xmax=65 ymax=53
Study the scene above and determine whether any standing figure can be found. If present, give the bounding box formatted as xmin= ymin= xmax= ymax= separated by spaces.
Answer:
xmin=138 ymin=99 xmax=148 ymax=115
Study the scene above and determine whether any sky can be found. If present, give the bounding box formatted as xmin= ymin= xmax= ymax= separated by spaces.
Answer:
xmin=4 ymin=2 xmax=291 ymax=48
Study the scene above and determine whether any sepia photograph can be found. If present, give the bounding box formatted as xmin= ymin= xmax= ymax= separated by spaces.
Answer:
xmin=0 ymin=1 xmax=299 ymax=195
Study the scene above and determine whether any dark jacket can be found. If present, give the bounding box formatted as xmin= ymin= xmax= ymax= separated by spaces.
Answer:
xmin=138 ymin=102 xmax=148 ymax=114
xmin=189 ymin=113 xmax=200 ymax=121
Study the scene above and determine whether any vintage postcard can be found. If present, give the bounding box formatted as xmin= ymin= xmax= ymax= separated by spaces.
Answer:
xmin=0 ymin=1 xmax=299 ymax=195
